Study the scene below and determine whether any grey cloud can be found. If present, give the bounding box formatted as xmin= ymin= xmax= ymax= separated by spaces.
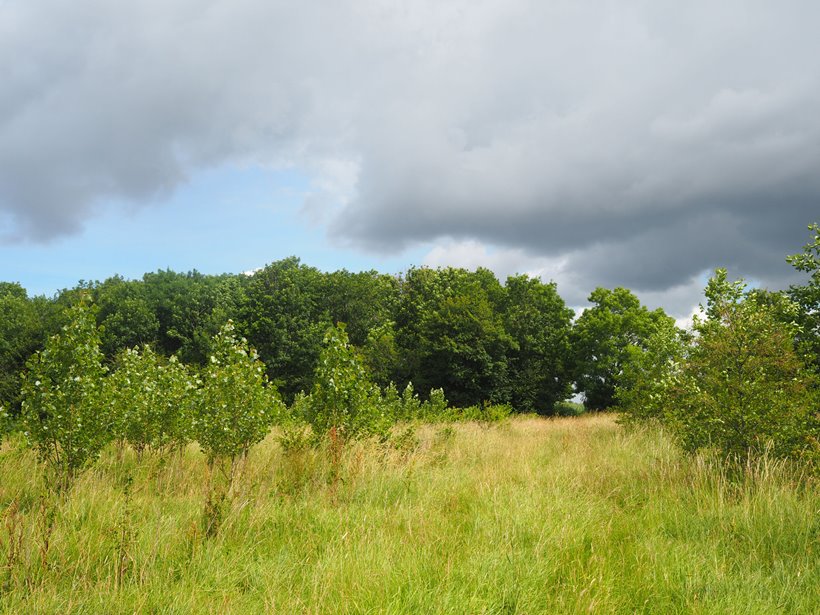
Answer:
xmin=1 ymin=0 xmax=819 ymax=306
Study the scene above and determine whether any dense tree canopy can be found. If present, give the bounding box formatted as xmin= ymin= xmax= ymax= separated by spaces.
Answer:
xmin=4 ymin=225 xmax=820 ymax=482
xmin=0 ymin=283 xmax=56 ymax=412
xmin=0 ymin=259 xmax=675 ymax=414
xmin=571 ymin=287 xmax=675 ymax=410
xmin=394 ymin=267 xmax=515 ymax=407
xmin=503 ymin=275 xmax=574 ymax=413
xmin=238 ymin=258 xmax=330 ymax=400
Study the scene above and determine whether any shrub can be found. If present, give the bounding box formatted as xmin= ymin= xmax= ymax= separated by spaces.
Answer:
xmin=398 ymin=382 xmax=421 ymax=421
xmin=107 ymin=346 xmax=195 ymax=453
xmin=20 ymin=301 xmax=110 ymax=490
xmin=278 ymin=416 xmax=313 ymax=453
xmin=448 ymin=402 xmax=512 ymax=424
xmin=304 ymin=324 xmax=389 ymax=442
xmin=620 ymin=270 xmax=820 ymax=467
xmin=193 ymin=321 xmax=282 ymax=470
xmin=553 ymin=401 xmax=586 ymax=417
xmin=421 ymin=387 xmax=448 ymax=420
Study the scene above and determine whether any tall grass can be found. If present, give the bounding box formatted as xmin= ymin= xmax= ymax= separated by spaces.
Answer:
xmin=1 ymin=415 xmax=817 ymax=613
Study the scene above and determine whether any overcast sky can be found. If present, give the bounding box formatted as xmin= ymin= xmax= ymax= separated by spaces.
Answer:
xmin=2 ymin=0 xmax=818 ymax=318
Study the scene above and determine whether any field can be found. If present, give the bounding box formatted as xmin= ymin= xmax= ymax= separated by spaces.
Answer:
xmin=1 ymin=414 xmax=818 ymax=614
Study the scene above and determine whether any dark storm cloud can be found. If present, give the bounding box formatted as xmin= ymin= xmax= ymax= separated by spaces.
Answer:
xmin=2 ymin=1 xmax=819 ymax=307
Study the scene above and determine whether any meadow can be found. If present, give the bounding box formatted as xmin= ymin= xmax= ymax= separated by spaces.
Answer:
xmin=1 ymin=414 xmax=817 ymax=614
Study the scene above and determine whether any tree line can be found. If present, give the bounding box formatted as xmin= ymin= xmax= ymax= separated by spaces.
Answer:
xmin=0 ymin=257 xmax=660 ymax=416
xmin=1 ymin=224 xmax=819 ymax=471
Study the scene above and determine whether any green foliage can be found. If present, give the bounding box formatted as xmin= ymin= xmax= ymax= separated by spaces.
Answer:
xmin=395 ymin=267 xmax=514 ymax=407
xmin=572 ymin=287 xmax=674 ymax=411
xmin=94 ymin=276 xmax=160 ymax=358
xmin=378 ymin=382 xmax=403 ymax=420
xmin=424 ymin=387 xmax=449 ymax=419
xmin=621 ymin=269 xmax=819 ymax=467
xmin=447 ymin=402 xmax=513 ymax=424
xmin=278 ymin=416 xmax=313 ymax=453
xmin=142 ymin=269 xmax=239 ymax=364
xmin=616 ymin=321 xmax=688 ymax=426
xmin=192 ymin=321 xmax=282 ymax=464
xmin=787 ymin=222 xmax=820 ymax=369
xmin=322 ymin=269 xmax=398 ymax=347
xmin=106 ymin=346 xmax=195 ymax=453
xmin=0 ymin=402 xmax=12 ymax=443
xmin=553 ymin=401 xmax=586 ymax=417
xmin=0 ymin=283 xmax=53 ymax=412
xmin=676 ymin=271 xmax=818 ymax=463
xmin=380 ymin=382 xmax=450 ymax=423
xmin=362 ymin=321 xmax=400 ymax=388
xmin=19 ymin=301 xmax=110 ymax=488
xmin=390 ymin=423 xmax=420 ymax=455
xmin=304 ymin=323 xmax=388 ymax=441
xmin=397 ymin=382 xmax=421 ymax=421
xmin=503 ymin=275 xmax=575 ymax=413
xmin=239 ymin=258 xmax=330 ymax=400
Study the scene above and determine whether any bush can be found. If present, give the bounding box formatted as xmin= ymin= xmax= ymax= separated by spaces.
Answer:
xmin=304 ymin=324 xmax=389 ymax=442
xmin=20 ymin=301 xmax=110 ymax=489
xmin=107 ymin=347 xmax=195 ymax=453
xmin=447 ymin=402 xmax=512 ymax=424
xmin=421 ymin=388 xmax=448 ymax=420
xmin=396 ymin=382 xmax=421 ymax=422
xmin=619 ymin=270 xmax=820 ymax=468
xmin=553 ymin=401 xmax=586 ymax=417
xmin=193 ymin=321 xmax=283 ymax=467
xmin=278 ymin=411 xmax=313 ymax=453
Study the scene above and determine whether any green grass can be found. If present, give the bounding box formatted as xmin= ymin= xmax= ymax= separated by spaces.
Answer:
xmin=1 ymin=415 xmax=818 ymax=614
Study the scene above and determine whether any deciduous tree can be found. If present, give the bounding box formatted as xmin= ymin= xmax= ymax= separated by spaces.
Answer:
xmin=572 ymin=287 xmax=673 ymax=410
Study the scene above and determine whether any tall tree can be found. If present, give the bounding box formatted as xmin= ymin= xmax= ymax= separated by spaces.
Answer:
xmin=572 ymin=287 xmax=674 ymax=410
xmin=142 ymin=269 xmax=240 ymax=363
xmin=322 ymin=269 xmax=398 ymax=347
xmin=238 ymin=258 xmax=330 ymax=399
xmin=94 ymin=275 xmax=160 ymax=357
xmin=395 ymin=267 xmax=513 ymax=407
xmin=503 ymin=275 xmax=574 ymax=414
xmin=0 ymin=283 xmax=55 ymax=412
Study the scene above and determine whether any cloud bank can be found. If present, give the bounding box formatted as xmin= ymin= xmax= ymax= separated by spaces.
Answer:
xmin=2 ymin=0 xmax=818 ymax=313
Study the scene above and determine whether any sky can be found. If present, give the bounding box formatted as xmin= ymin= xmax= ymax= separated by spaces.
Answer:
xmin=2 ymin=0 xmax=819 ymax=319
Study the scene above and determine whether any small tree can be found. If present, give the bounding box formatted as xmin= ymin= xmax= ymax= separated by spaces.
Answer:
xmin=20 ymin=301 xmax=110 ymax=490
xmin=193 ymin=321 xmax=282 ymax=476
xmin=571 ymin=287 xmax=673 ymax=410
xmin=675 ymin=271 xmax=818 ymax=462
xmin=304 ymin=323 xmax=387 ymax=442
xmin=622 ymin=270 xmax=819 ymax=466
xmin=107 ymin=346 xmax=194 ymax=454
xmin=787 ymin=222 xmax=820 ymax=370
xmin=193 ymin=321 xmax=282 ymax=535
